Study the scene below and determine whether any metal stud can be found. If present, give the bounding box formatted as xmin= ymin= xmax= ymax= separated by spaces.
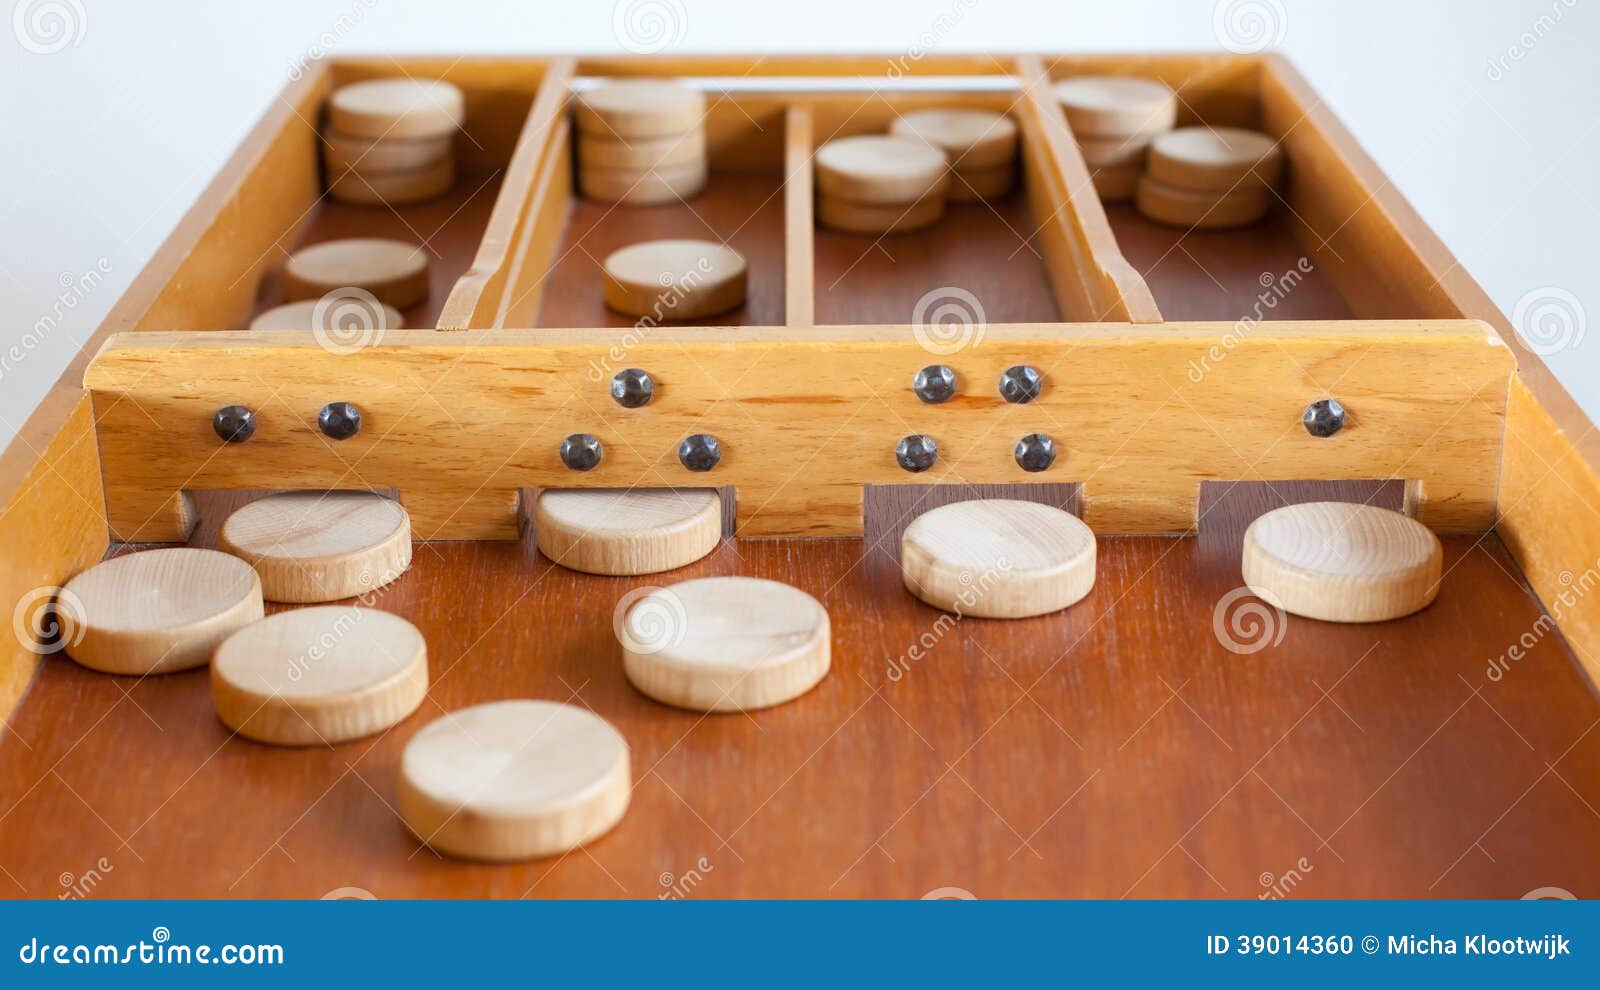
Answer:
xmin=678 ymin=434 xmax=721 ymax=472
xmin=560 ymin=433 xmax=603 ymax=471
xmin=317 ymin=401 xmax=362 ymax=441
xmin=998 ymin=365 xmax=1042 ymax=404
xmin=1014 ymin=433 xmax=1057 ymax=472
xmin=212 ymin=405 xmax=256 ymax=444
xmin=912 ymin=364 xmax=957 ymax=404
xmin=610 ymin=368 xmax=654 ymax=408
xmin=895 ymin=434 xmax=938 ymax=473
xmin=1302 ymin=398 xmax=1346 ymax=438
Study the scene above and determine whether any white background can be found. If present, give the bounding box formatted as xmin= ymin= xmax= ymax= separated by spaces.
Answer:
xmin=1 ymin=0 xmax=1596 ymax=450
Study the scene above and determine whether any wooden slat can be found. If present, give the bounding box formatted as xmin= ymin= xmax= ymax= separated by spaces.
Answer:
xmin=85 ymin=321 xmax=1512 ymax=542
xmin=783 ymin=104 xmax=814 ymax=328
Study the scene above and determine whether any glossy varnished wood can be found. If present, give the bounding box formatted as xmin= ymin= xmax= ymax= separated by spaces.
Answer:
xmin=0 ymin=484 xmax=1596 ymax=898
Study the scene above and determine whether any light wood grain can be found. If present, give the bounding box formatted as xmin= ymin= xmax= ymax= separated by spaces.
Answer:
xmin=328 ymin=78 xmax=464 ymax=140
xmin=327 ymin=156 xmax=456 ymax=208
xmin=782 ymin=104 xmax=814 ymax=328
xmin=534 ymin=488 xmax=721 ymax=576
xmin=814 ymin=135 xmax=948 ymax=204
xmin=575 ymin=80 xmax=706 ymax=140
xmin=1052 ymin=75 xmax=1176 ymax=138
xmin=219 ymin=492 xmax=412 ymax=603
xmin=323 ymin=130 xmax=452 ymax=174
xmin=815 ymin=193 xmax=944 ymax=235
xmin=1147 ymin=126 xmax=1282 ymax=192
xmin=577 ymin=159 xmax=708 ymax=205
xmin=889 ymin=108 xmax=1018 ymax=169
xmin=248 ymin=298 xmax=406 ymax=332
xmin=600 ymin=240 xmax=747 ymax=320
xmin=282 ymin=239 xmax=430 ymax=309
xmin=1135 ymin=175 xmax=1271 ymax=230
xmin=901 ymin=499 xmax=1096 ymax=618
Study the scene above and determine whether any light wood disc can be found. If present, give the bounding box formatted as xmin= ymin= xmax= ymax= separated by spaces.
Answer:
xmin=535 ymin=488 xmax=721 ymax=575
xmin=600 ymin=239 xmax=747 ymax=320
xmin=1135 ymin=174 xmax=1272 ymax=230
xmin=219 ymin=492 xmax=413 ymax=603
xmin=248 ymin=298 xmax=406 ymax=332
xmin=398 ymin=700 xmax=631 ymax=861
xmin=901 ymin=500 xmax=1096 ymax=619
xmin=1090 ymin=164 xmax=1141 ymax=202
xmin=282 ymin=238 xmax=430 ymax=309
xmin=1078 ymin=133 xmax=1154 ymax=169
xmin=327 ymin=78 xmax=465 ymax=140
xmin=1148 ymin=126 xmax=1283 ymax=192
xmin=577 ymin=130 xmax=706 ymax=170
xmin=619 ymin=577 xmax=830 ymax=712
xmin=211 ymin=606 xmax=428 ymax=746
xmin=814 ymin=135 xmax=950 ymax=204
xmin=327 ymin=155 xmax=455 ymax=207
xmin=1242 ymin=502 xmax=1442 ymax=623
xmin=889 ymin=108 xmax=1018 ymax=169
xmin=322 ymin=129 xmax=453 ymax=173
xmin=577 ymin=159 xmax=708 ymax=205
xmin=947 ymin=161 xmax=1016 ymax=202
xmin=816 ymin=192 xmax=945 ymax=235
xmin=1053 ymin=75 xmax=1177 ymax=138
xmin=59 ymin=548 xmax=264 ymax=675
xmin=575 ymin=79 xmax=707 ymax=139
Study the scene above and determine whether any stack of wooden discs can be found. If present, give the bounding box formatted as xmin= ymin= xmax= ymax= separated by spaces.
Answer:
xmin=889 ymin=108 xmax=1018 ymax=202
xmin=1053 ymin=75 xmax=1176 ymax=202
xmin=323 ymin=78 xmax=463 ymax=207
xmin=814 ymin=135 xmax=950 ymax=235
xmin=1136 ymin=126 xmax=1283 ymax=230
xmin=575 ymin=79 xmax=707 ymax=205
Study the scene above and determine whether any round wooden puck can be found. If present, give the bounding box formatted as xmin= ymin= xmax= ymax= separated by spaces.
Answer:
xmin=219 ymin=492 xmax=412 ymax=603
xmin=327 ymin=155 xmax=455 ymax=207
xmin=600 ymin=239 xmax=746 ymax=320
xmin=577 ymin=130 xmax=705 ymax=170
xmin=889 ymin=108 xmax=1018 ymax=169
xmin=399 ymin=700 xmax=631 ymax=861
xmin=211 ymin=606 xmax=428 ymax=746
xmin=535 ymin=488 xmax=721 ymax=575
xmin=901 ymin=500 xmax=1096 ymax=619
xmin=1078 ymin=133 xmax=1153 ymax=170
xmin=248 ymin=298 xmax=406 ymax=332
xmin=575 ymin=80 xmax=706 ymax=139
xmin=1147 ymin=126 xmax=1283 ymax=192
xmin=816 ymin=192 xmax=945 ymax=235
xmin=947 ymin=162 xmax=1015 ymax=202
xmin=327 ymin=78 xmax=464 ymax=140
xmin=1053 ymin=75 xmax=1177 ymax=138
xmin=282 ymin=238 xmax=430 ymax=309
xmin=58 ymin=548 xmax=264 ymax=675
xmin=322 ymin=129 xmax=453 ymax=173
xmin=1091 ymin=164 xmax=1141 ymax=202
xmin=1242 ymin=502 xmax=1442 ymax=623
xmin=577 ymin=158 xmax=708 ymax=205
xmin=814 ymin=135 xmax=950 ymax=204
xmin=1135 ymin=174 xmax=1271 ymax=230
xmin=619 ymin=577 xmax=830 ymax=712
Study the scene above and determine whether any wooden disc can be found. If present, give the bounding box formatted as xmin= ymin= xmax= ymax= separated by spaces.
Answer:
xmin=219 ymin=492 xmax=413 ymax=603
xmin=248 ymin=298 xmax=405 ymax=332
xmin=211 ymin=606 xmax=428 ymax=745
xmin=535 ymin=488 xmax=721 ymax=575
xmin=577 ymin=159 xmax=708 ymax=205
xmin=814 ymin=135 xmax=950 ymax=204
xmin=901 ymin=500 xmax=1096 ymax=619
xmin=816 ymin=193 xmax=945 ymax=235
xmin=1053 ymin=75 xmax=1176 ymax=138
xmin=327 ymin=154 xmax=455 ymax=207
xmin=1090 ymin=164 xmax=1141 ymax=202
xmin=1242 ymin=502 xmax=1442 ymax=623
xmin=399 ymin=700 xmax=631 ymax=861
xmin=1147 ymin=126 xmax=1283 ymax=192
xmin=619 ymin=577 xmax=830 ymax=712
xmin=577 ymin=130 xmax=705 ymax=170
xmin=282 ymin=238 xmax=430 ymax=309
xmin=600 ymin=239 xmax=746 ymax=320
xmin=1078 ymin=133 xmax=1153 ymax=170
xmin=575 ymin=80 xmax=706 ymax=139
xmin=889 ymin=109 xmax=1018 ymax=169
xmin=322 ymin=129 xmax=453 ymax=173
xmin=327 ymin=78 xmax=464 ymax=140
xmin=58 ymin=548 xmax=264 ymax=675
xmin=946 ymin=161 xmax=1015 ymax=202
xmin=1135 ymin=174 xmax=1272 ymax=230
